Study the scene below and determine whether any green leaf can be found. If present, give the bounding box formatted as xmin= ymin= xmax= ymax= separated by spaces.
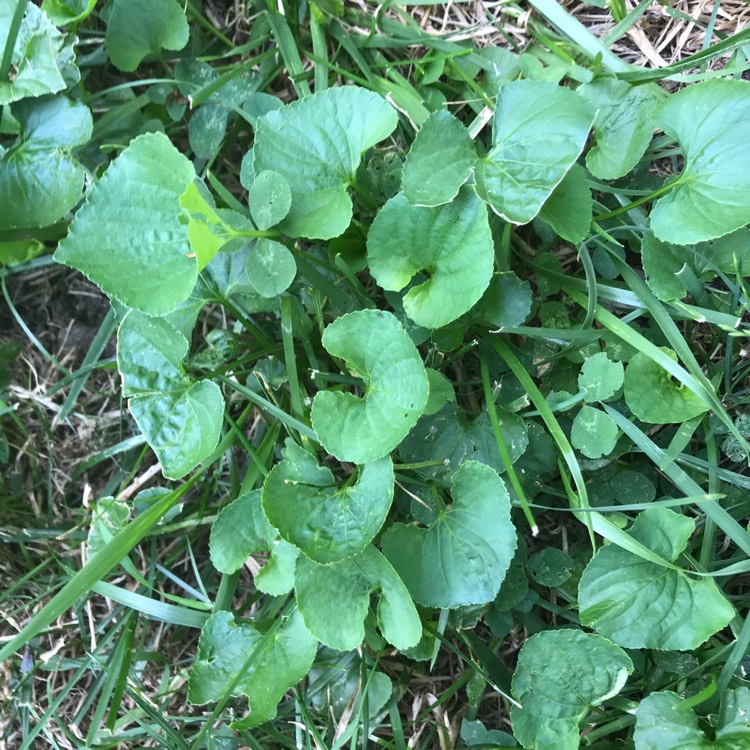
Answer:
xmin=528 ymin=548 xmax=575 ymax=587
xmin=537 ymin=164 xmax=592 ymax=244
xmin=106 ymin=0 xmax=189 ymax=72
xmin=262 ymin=442 xmax=394 ymax=564
xmin=580 ymin=78 xmax=660 ymax=180
xmin=366 ymin=187 xmax=494 ymax=328
xmin=474 ymin=80 xmax=595 ymax=224
xmin=424 ymin=369 xmax=456 ymax=416
xmin=188 ymin=609 xmax=318 ymax=727
xmin=381 ymin=461 xmax=516 ymax=608
xmin=651 ymin=80 xmax=750 ymax=244
xmin=253 ymin=86 xmax=398 ymax=239
xmin=477 ymin=273 xmax=532 ymax=328
xmin=246 ymin=239 xmax=296 ymax=298
xmin=249 ymin=170 xmax=292 ymax=230
xmin=511 ymin=629 xmax=633 ymax=750
xmin=209 ymin=490 xmax=277 ymax=574
xmin=635 ymin=688 xmax=750 ymax=750
xmin=117 ymin=312 xmax=224 ymax=479
xmin=55 ymin=132 xmax=197 ymax=315
xmin=579 ymin=507 xmax=734 ymax=649
xmin=0 ymin=0 xmax=78 ymax=104
xmin=571 ymin=406 xmax=618 ymax=459
xmin=310 ymin=310 xmax=429 ymax=464
xmin=401 ymin=109 xmax=477 ymax=206
xmin=41 ymin=0 xmax=97 ymax=25
xmin=295 ymin=545 xmax=421 ymax=651
xmin=579 ymin=352 xmax=624 ymax=403
xmin=0 ymin=95 xmax=91 ymax=230
xmin=623 ymin=348 xmax=709 ymax=424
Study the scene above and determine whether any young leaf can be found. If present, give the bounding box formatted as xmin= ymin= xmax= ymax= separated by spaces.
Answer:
xmin=253 ymin=86 xmax=398 ymax=239
xmin=117 ymin=312 xmax=224 ymax=479
xmin=635 ymin=688 xmax=750 ymax=750
xmin=249 ymin=170 xmax=292 ymax=230
xmin=381 ymin=461 xmax=516 ymax=608
xmin=579 ymin=352 xmax=624 ymax=403
xmin=188 ymin=609 xmax=318 ymax=728
xmin=0 ymin=95 xmax=92 ymax=230
xmin=0 ymin=0 xmax=77 ymax=104
xmin=246 ymin=239 xmax=296 ymax=298
xmin=474 ymin=80 xmax=595 ymax=224
xmin=511 ymin=630 xmax=633 ymax=750
xmin=401 ymin=109 xmax=477 ymax=206
xmin=651 ymin=80 xmax=750 ymax=244
xmin=41 ymin=0 xmax=97 ymax=26
xmin=537 ymin=164 xmax=592 ymax=244
xmin=262 ymin=442 xmax=394 ymax=564
xmin=579 ymin=78 xmax=660 ymax=180
xmin=579 ymin=507 xmax=734 ymax=649
xmin=623 ymin=349 xmax=709 ymax=424
xmin=366 ymin=187 xmax=494 ymax=328
xmin=310 ymin=310 xmax=429 ymax=464
xmin=55 ymin=132 xmax=197 ymax=315
xmin=106 ymin=0 xmax=189 ymax=73
xmin=295 ymin=545 xmax=421 ymax=651
xmin=571 ymin=405 xmax=618 ymax=459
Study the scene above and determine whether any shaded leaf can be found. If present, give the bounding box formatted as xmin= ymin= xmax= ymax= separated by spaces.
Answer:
xmin=477 ymin=273 xmax=532 ymax=328
xmin=538 ymin=164 xmax=592 ymax=244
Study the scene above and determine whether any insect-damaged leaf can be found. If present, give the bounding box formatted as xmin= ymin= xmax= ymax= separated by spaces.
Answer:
xmin=310 ymin=310 xmax=429 ymax=464
xmin=55 ymin=132 xmax=197 ymax=315
xmin=367 ymin=187 xmax=494 ymax=328
xmin=262 ymin=441 xmax=394 ymax=564
xmin=117 ymin=312 xmax=224 ymax=479
xmin=579 ymin=507 xmax=734 ymax=650
xmin=253 ymin=86 xmax=398 ymax=239
xmin=382 ymin=461 xmax=516 ymax=608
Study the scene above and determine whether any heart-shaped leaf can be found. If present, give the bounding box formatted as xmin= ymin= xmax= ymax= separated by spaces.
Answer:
xmin=0 ymin=95 xmax=92 ymax=230
xmin=253 ymin=86 xmax=398 ymax=239
xmin=295 ymin=545 xmax=421 ymax=651
xmin=579 ymin=507 xmax=734 ymax=650
xmin=189 ymin=609 xmax=317 ymax=727
xmin=262 ymin=442 xmax=394 ymax=564
xmin=474 ymin=80 xmax=595 ymax=224
xmin=401 ymin=109 xmax=476 ymax=206
xmin=651 ymin=79 xmax=750 ymax=244
xmin=310 ymin=309 xmax=429 ymax=464
xmin=56 ymin=132 xmax=197 ymax=315
xmin=511 ymin=630 xmax=633 ymax=750
xmin=106 ymin=0 xmax=189 ymax=73
xmin=381 ymin=461 xmax=516 ymax=608
xmin=366 ymin=187 xmax=494 ymax=328
xmin=117 ymin=311 xmax=224 ymax=479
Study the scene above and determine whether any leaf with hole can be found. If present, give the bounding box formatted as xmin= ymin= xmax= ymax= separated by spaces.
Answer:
xmin=511 ymin=629 xmax=632 ymax=750
xmin=262 ymin=442 xmax=394 ymax=564
xmin=579 ymin=507 xmax=734 ymax=649
xmin=117 ymin=311 xmax=224 ymax=479
xmin=382 ymin=461 xmax=516 ymax=608
xmin=310 ymin=310 xmax=429 ymax=464
xmin=367 ymin=187 xmax=494 ymax=328
xmin=253 ymin=86 xmax=398 ymax=239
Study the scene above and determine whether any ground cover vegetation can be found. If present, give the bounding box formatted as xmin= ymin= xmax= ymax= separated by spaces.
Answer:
xmin=1 ymin=0 xmax=750 ymax=747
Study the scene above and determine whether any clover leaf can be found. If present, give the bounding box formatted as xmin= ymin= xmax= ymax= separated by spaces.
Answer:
xmin=262 ymin=441 xmax=394 ymax=564
xmin=106 ymin=0 xmax=189 ymax=73
xmin=56 ymin=132 xmax=197 ymax=315
xmin=579 ymin=352 xmax=624 ymax=403
xmin=367 ymin=187 xmax=494 ymax=328
xmin=310 ymin=309 xmax=429 ymax=464
xmin=0 ymin=95 xmax=91 ymax=230
xmin=511 ymin=630 xmax=633 ymax=750
xmin=623 ymin=348 xmax=709 ymax=424
xmin=295 ymin=545 xmax=421 ymax=651
xmin=651 ymin=79 xmax=750 ymax=244
xmin=635 ymin=688 xmax=750 ymax=750
xmin=474 ymin=80 xmax=595 ymax=224
xmin=579 ymin=507 xmax=734 ymax=649
xmin=253 ymin=86 xmax=398 ymax=239
xmin=117 ymin=311 xmax=224 ymax=479
xmin=571 ymin=405 xmax=618 ymax=459
xmin=381 ymin=461 xmax=516 ymax=608
xmin=189 ymin=609 xmax=317 ymax=728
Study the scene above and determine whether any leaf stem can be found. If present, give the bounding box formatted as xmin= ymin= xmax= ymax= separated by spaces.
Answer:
xmin=480 ymin=354 xmax=538 ymax=536
xmin=593 ymin=178 xmax=683 ymax=222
